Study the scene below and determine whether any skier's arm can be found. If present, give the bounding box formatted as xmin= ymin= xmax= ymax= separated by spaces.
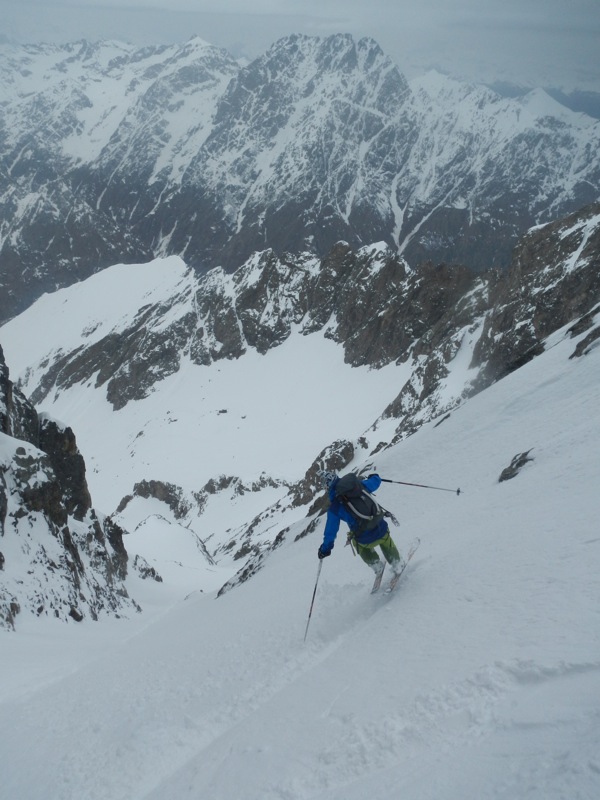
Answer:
xmin=363 ymin=473 xmax=382 ymax=492
xmin=321 ymin=509 xmax=341 ymax=550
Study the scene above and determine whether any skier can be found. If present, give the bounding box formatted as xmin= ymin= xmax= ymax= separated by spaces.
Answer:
xmin=316 ymin=470 xmax=404 ymax=583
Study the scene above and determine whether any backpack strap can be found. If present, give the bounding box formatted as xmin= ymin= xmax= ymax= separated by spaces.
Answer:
xmin=343 ymin=489 xmax=381 ymax=521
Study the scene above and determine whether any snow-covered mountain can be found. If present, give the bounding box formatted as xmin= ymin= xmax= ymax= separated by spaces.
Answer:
xmin=1 ymin=202 xmax=598 ymax=621
xmin=2 ymin=33 xmax=600 ymax=322
xmin=1 ymin=246 xmax=599 ymax=798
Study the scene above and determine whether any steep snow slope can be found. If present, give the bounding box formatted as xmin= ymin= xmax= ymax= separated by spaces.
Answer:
xmin=1 ymin=312 xmax=599 ymax=800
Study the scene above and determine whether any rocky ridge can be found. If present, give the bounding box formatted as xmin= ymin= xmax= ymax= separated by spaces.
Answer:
xmin=20 ymin=203 xmax=600 ymax=432
xmin=0 ymin=345 xmax=140 ymax=630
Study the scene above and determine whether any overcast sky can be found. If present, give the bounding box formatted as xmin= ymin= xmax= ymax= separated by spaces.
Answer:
xmin=3 ymin=0 xmax=599 ymax=92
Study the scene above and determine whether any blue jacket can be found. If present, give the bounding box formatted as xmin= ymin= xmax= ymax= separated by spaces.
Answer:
xmin=321 ymin=474 xmax=388 ymax=550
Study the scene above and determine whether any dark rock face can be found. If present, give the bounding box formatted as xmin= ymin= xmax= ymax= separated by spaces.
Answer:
xmin=128 ymin=479 xmax=190 ymax=520
xmin=1 ymin=345 xmax=39 ymax=444
xmin=132 ymin=554 xmax=163 ymax=583
xmin=15 ymin=446 xmax=67 ymax=528
xmin=569 ymin=311 xmax=600 ymax=358
xmin=27 ymin=316 xmax=189 ymax=412
xmin=38 ymin=415 xmax=92 ymax=521
xmin=289 ymin=439 xmax=357 ymax=512
xmin=499 ymin=450 xmax=534 ymax=482
xmin=0 ymin=347 xmax=138 ymax=630
xmin=472 ymin=202 xmax=600 ymax=386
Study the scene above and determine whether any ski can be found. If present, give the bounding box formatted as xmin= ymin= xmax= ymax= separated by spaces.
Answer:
xmin=385 ymin=537 xmax=421 ymax=594
xmin=370 ymin=562 xmax=386 ymax=594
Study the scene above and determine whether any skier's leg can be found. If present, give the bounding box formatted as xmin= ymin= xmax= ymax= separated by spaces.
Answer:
xmin=356 ymin=541 xmax=384 ymax=574
xmin=378 ymin=531 xmax=403 ymax=573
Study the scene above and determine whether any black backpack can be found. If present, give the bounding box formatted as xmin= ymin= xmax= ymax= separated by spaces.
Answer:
xmin=334 ymin=473 xmax=384 ymax=535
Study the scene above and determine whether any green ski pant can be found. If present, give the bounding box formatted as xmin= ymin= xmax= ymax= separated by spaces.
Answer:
xmin=355 ymin=531 xmax=401 ymax=571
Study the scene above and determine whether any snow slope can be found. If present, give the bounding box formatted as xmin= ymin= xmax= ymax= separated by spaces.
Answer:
xmin=1 ymin=311 xmax=599 ymax=799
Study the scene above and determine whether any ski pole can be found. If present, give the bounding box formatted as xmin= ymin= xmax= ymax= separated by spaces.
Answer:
xmin=380 ymin=478 xmax=462 ymax=495
xmin=303 ymin=560 xmax=323 ymax=642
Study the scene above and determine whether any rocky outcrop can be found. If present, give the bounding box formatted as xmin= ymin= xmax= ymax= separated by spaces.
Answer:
xmin=472 ymin=202 xmax=600 ymax=385
xmin=499 ymin=450 xmax=535 ymax=482
xmin=112 ymin=471 xmax=291 ymax=580
xmin=37 ymin=414 xmax=92 ymax=521
xmin=0 ymin=347 xmax=138 ymax=630
xmin=1 ymin=348 xmax=39 ymax=444
xmin=289 ymin=439 xmax=358 ymax=511
xmin=569 ymin=308 xmax=600 ymax=358
xmin=378 ymin=204 xmax=600 ymax=445
xmin=124 ymin=479 xmax=192 ymax=520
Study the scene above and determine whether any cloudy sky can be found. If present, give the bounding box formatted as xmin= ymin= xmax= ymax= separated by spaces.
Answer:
xmin=3 ymin=0 xmax=599 ymax=92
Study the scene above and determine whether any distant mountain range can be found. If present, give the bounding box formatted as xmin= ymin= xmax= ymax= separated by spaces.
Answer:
xmin=1 ymin=33 xmax=599 ymax=322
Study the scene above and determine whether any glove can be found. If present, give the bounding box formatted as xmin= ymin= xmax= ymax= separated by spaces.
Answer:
xmin=368 ymin=472 xmax=379 ymax=479
xmin=318 ymin=544 xmax=332 ymax=559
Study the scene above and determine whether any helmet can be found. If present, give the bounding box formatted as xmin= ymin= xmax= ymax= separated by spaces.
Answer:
xmin=316 ymin=469 xmax=337 ymax=489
